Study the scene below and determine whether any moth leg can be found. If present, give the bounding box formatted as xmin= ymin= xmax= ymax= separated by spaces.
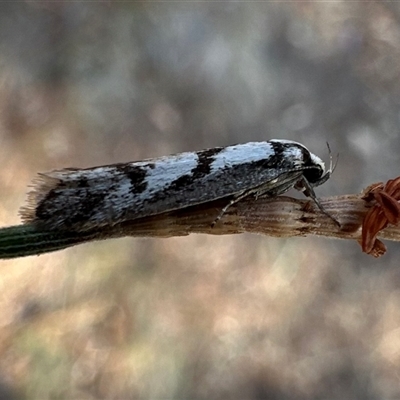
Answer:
xmin=299 ymin=177 xmax=340 ymax=227
xmin=211 ymin=177 xmax=297 ymax=227
xmin=211 ymin=190 xmax=250 ymax=227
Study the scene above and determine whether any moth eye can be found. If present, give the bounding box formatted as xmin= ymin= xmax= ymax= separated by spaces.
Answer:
xmin=303 ymin=167 xmax=323 ymax=184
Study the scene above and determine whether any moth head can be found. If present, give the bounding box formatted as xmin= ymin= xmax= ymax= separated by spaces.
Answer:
xmin=303 ymin=153 xmax=326 ymax=184
xmin=303 ymin=145 xmax=335 ymax=188
xmin=269 ymin=139 xmax=334 ymax=187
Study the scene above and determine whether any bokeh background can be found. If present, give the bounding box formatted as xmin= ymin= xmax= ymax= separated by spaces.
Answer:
xmin=1 ymin=2 xmax=400 ymax=399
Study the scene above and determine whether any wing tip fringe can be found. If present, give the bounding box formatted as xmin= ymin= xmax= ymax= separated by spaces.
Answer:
xmin=19 ymin=173 xmax=61 ymax=224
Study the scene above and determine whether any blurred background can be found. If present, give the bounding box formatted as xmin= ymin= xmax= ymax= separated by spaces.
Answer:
xmin=1 ymin=2 xmax=400 ymax=399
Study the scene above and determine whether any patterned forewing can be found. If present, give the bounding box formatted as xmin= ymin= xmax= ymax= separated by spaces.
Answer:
xmin=21 ymin=142 xmax=309 ymax=231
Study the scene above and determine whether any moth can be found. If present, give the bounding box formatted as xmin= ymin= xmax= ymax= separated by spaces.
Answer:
xmin=20 ymin=139 xmax=336 ymax=231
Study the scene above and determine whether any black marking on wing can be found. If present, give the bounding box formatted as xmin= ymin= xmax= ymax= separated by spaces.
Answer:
xmin=269 ymin=141 xmax=306 ymax=169
xmin=62 ymin=192 xmax=106 ymax=228
xmin=77 ymin=177 xmax=89 ymax=188
xmin=35 ymin=189 xmax=60 ymax=220
xmin=115 ymin=164 xmax=149 ymax=194
xmin=265 ymin=141 xmax=285 ymax=168
xmin=35 ymin=186 xmax=105 ymax=229
xmin=167 ymin=147 xmax=225 ymax=192
xmin=142 ymin=147 xmax=224 ymax=207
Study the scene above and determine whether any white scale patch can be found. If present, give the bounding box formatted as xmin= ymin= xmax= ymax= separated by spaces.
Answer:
xmin=100 ymin=152 xmax=201 ymax=219
xmin=133 ymin=152 xmax=199 ymax=196
xmin=210 ymin=142 xmax=275 ymax=172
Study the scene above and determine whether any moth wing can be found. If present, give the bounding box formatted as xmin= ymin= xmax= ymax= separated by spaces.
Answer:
xmin=123 ymin=164 xmax=303 ymax=220
xmin=21 ymin=142 xmax=305 ymax=230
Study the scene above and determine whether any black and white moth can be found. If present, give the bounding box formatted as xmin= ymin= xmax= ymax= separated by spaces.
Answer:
xmin=20 ymin=139 xmax=335 ymax=231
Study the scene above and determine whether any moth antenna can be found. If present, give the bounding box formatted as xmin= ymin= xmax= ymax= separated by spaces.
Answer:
xmin=326 ymin=142 xmax=339 ymax=175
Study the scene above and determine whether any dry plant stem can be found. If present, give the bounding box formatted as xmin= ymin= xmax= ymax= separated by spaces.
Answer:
xmin=90 ymin=194 xmax=371 ymax=240
xmin=0 ymin=193 xmax=397 ymax=259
